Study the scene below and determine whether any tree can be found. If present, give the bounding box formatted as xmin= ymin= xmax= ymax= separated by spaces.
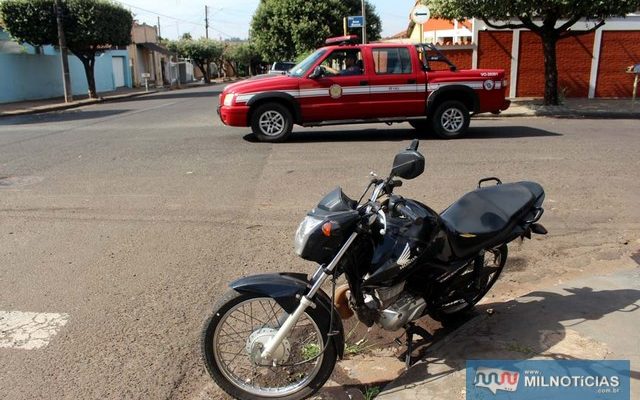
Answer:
xmin=429 ymin=0 xmax=640 ymax=105
xmin=0 ymin=0 xmax=133 ymax=99
xmin=250 ymin=0 xmax=382 ymax=62
xmin=169 ymin=38 xmax=224 ymax=83
xmin=226 ymin=42 xmax=263 ymax=76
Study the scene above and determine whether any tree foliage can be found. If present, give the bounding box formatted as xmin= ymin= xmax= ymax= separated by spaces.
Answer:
xmin=250 ymin=0 xmax=381 ymax=62
xmin=0 ymin=0 xmax=133 ymax=98
xmin=226 ymin=42 xmax=263 ymax=76
xmin=168 ymin=38 xmax=224 ymax=83
xmin=429 ymin=0 xmax=640 ymax=104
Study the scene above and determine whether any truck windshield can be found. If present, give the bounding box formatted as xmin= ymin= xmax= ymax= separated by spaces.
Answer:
xmin=289 ymin=49 xmax=328 ymax=77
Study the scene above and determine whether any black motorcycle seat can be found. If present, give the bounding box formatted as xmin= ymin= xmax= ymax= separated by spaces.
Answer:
xmin=440 ymin=181 xmax=544 ymax=257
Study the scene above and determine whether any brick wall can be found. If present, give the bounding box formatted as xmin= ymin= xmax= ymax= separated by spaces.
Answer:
xmin=477 ymin=31 xmax=513 ymax=81
xmin=515 ymin=32 xmax=544 ymax=97
xmin=557 ymin=33 xmax=595 ymax=98
xmin=516 ymin=32 xmax=594 ymax=97
xmin=595 ymin=31 xmax=640 ymax=97
xmin=432 ymin=48 xmax=473 ymax=71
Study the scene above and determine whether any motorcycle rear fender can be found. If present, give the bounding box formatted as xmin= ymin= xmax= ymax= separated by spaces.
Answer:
xmin=230 ymin=272 xmax=345 ymax=359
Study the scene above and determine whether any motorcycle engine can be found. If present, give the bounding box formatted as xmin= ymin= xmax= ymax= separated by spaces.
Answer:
xmin=377 ymin=293 xmax=426 ymax=331
xmin=354 ymin=282 xmax=427 ymax=331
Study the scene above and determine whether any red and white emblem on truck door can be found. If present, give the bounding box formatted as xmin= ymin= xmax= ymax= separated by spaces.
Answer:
xmin=329 ymin=84 xmax=343 ymax=99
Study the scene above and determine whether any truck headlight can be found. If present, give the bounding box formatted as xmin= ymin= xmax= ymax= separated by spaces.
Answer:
xmin=223 ymin=93 xmax=235 ymax=106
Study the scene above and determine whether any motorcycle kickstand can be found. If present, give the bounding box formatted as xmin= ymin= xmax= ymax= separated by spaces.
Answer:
xmin=396 ymin=322 xmax=433 ymax=369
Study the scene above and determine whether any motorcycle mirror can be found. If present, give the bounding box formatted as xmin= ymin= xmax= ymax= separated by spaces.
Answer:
xmin=390 ymin=141 xmax=425 ymax=180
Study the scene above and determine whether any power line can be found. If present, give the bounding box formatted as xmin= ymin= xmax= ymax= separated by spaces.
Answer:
xmin=118 ymin=1 xmax=244 ymax=38
xmin=120 ymin=1 xmax=206 ymax=27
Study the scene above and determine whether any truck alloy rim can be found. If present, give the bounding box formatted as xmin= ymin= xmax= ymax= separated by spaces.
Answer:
xmin=259 ymin=111 xmax=286 ymax=136
xmin=441 ymin=108 xmax=464 ymax=133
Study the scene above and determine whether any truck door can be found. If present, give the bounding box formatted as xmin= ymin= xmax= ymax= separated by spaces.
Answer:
xmin=366 ymin=46 xmax=426 ymax=118
xmin=298 ymin=48 xmax=372 ymax=122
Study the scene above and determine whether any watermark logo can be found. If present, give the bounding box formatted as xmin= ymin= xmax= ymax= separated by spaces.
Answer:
xmin=467 ymin=360 xmax=630 ymax=399
xmin=474 ymin=367 xmax=520 ymax=394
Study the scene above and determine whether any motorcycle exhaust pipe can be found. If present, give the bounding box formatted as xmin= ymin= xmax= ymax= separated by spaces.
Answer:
xmin=334 ymin=284 xmax=354 ymax=319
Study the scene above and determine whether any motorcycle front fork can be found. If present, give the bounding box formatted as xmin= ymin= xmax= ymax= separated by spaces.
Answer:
xmin=259 ymin=232 xmax=359 ymax=360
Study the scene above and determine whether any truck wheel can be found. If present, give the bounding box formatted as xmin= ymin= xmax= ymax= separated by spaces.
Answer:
xmin=431 ymin=100 xmax=470 ymax=139
xmin=251 ymin=103 xmax=293 ymax=142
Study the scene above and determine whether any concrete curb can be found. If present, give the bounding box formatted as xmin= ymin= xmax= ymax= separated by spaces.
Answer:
xmin=0 ymin=90 xmax=158 ymax=118
xmin=475 ymin=109 xmax=640 ymax=119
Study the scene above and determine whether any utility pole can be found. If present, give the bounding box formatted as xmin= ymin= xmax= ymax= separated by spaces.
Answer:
xmin=157 ymin=16 xmax=161 ymax=38
xmin=54 ymin=0 xmax=73 ymax=102
xmin=205 ymin=5 xmax=209 ymax=39
xmin=361 ymin=0 xmax=367 ymax=44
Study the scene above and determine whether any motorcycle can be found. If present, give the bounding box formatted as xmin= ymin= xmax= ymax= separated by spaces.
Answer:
xmin=202 ymin=139 xmax=547 ymax=400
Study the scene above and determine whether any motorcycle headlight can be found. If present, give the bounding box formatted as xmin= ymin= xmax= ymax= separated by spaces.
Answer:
xmin=294 ymin=215 xmax=323 ymax=256
xmin=223 ymin=93 xmax=235 ymax=106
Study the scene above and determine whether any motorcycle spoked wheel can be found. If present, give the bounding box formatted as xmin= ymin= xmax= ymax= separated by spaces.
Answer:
xmin=202 ymin=290 xmax=337 ymax=400
xmin=429 ymin=245 xmax=507 ymax=324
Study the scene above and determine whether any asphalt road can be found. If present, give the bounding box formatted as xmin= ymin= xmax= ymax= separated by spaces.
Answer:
xmin=1 ymin=84 xmax=639 ymax=399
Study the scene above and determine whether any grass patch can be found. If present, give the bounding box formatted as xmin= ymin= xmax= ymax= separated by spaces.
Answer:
xmin=301 ymin=343 xmax=320 ymax=360
xmin=363 ymin=385 xmax=380 ymax=400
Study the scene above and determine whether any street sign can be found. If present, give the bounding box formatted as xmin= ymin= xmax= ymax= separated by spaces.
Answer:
xmin=348 ymin=16 xmax=364 ymax=29
xmin=411 ymin=4 xmax=430 ymax=24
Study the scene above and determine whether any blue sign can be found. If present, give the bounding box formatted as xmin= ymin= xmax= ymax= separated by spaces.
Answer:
xmin=348 ymin=16 xmax=364 ymax=29
xmin=467 ymin=360 xmax=630 ymax=400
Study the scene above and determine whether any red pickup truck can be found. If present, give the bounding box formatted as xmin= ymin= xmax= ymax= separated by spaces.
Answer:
xmin=218 ymin=36 xmax=510 ymax=142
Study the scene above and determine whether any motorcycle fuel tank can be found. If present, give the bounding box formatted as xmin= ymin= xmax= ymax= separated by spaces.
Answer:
xmin=363 ymin=200 xmax=441 ymax=287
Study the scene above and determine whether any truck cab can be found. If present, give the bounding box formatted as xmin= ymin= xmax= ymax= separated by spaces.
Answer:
xmin=218 ymin=35 xmax=510 ymax=142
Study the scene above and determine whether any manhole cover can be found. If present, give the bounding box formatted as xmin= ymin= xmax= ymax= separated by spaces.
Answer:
xmin=0 ymin=176 xmax=44 ymax=188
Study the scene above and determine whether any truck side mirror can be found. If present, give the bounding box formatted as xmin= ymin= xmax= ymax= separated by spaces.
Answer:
xmin=309 ymin=66 xmax=325 ymax=79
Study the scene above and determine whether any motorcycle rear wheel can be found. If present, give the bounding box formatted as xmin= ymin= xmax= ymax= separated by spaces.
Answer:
xmin=202 ymin=289 xmax=337 ymax=400
xmin=429 ymin=245 xmax=507 ymax=325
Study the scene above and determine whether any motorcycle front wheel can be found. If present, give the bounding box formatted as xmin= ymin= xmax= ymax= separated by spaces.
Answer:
xmin=202 ymin=290 xmax=337 ymax=400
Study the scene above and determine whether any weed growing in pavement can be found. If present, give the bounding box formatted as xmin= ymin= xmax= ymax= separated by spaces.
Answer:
xmin=363 ymin=385 xmax=380 ymax=400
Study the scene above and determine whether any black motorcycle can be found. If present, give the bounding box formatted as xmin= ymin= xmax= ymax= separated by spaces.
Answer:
xmin=202 ymin=140 xmax=547 ymax=400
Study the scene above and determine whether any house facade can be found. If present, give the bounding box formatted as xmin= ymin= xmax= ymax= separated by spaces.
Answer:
xmin=0 ymin=28 xmax=132 ymax=103
xmin=128 ymin=22 xmax=171 ymax=87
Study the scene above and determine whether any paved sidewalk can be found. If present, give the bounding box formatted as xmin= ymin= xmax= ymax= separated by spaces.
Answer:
xmin=378 ymin=267 xmax=640 ymax=400
xmin=482 ymin=98 xmax=640 ymax=119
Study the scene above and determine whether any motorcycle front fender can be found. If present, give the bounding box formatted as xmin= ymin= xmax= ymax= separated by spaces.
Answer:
xmin=230 ymin=272 xmax=345 ymax=359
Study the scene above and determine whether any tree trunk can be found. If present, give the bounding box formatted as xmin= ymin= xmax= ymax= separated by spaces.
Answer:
xmin=74 ymin=51 xmax=98 ymax=99
xmin=198 ymin=62 xmax=210 ymax=83
xmin=541 ymin=32 xmax=559 ymax=105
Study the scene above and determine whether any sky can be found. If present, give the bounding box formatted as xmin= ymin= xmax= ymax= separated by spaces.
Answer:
xmin=118 ymin=0 xmax=417 ymax=41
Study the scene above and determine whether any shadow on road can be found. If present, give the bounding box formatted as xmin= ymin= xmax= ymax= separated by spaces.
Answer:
xmin=242 ymin=125 xmax=561 ymax=143
xmin=466 ymin=125 xmax=562 ymax=139
xmin=383 ymin=286 xmax=640 ymax=392
xmin=0 ymin=109 xmax=131 ymax=125
xmin=147 ymin=89 xmax=222 ymax=100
